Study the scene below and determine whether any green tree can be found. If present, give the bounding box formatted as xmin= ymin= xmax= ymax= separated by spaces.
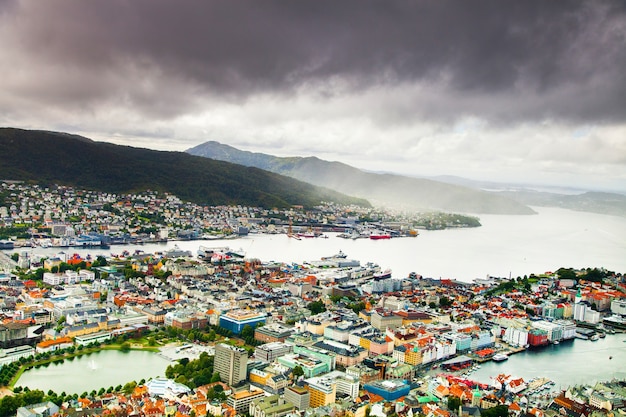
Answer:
xmin=240 ymin=324 xmax=254 ymax=339
xmin=292 ymin=365 xmax=305 ymax=378
xmin=0 ymin=395 xmax=23 ymax=417
xmin=447 ymin=396 xmax=461 ymax=411
xmin=306 ymin=300 xmax=326 ymax=315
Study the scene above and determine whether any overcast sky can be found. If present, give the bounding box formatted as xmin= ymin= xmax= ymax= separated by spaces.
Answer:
xmin=1 ymin=0 xmax=625 ymax=192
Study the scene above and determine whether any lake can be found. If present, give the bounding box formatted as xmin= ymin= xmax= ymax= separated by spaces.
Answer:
xmin=16 ymin=350 xmax=170 ymax=394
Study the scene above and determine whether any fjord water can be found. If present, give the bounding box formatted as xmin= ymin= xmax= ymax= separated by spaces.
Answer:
xmin=26 ymin=206 xmax=626 ymax=282
xmin=469 ymin=335 xmax=626 ymax=389
xmin=13 ymin=207 xmax=626 ymax=392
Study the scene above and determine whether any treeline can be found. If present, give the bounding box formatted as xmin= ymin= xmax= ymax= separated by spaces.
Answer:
xmin=0 ymin=128 xmax=370 ymax=209
xmin=557 ymin=267 xmax=614 ymax=283
xmin=165 ymin=352 xmax=220 ymax=389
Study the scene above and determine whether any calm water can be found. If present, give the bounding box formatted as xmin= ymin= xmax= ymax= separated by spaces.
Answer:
xmin=467 ymin=335 xmax=626 ymax=388
xmin=10 ymin=207 xmax=626 ymax=391
xmin=17 ymin=207 xmax=626 ymax=282
xmin=17 ymin=350 xmax=170 ymax=394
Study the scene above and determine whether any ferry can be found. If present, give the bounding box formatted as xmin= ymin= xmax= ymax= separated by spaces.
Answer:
xmin=492 ymin=353 xmax=509 ymax=362
xmin=321 ymin=250 xmax=347 ymax=260
xmin=369 ymin=231 xmax=391 ymax=240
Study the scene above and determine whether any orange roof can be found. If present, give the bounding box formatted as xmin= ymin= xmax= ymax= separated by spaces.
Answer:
xmin=37 ymin=336 xmax=73 ymax=348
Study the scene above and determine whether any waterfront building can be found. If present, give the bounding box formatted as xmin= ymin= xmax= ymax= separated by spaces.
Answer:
xmin=249 ymin=395 xmax=294 ymax=417
xmin=227 ymin=389 xmax=265 ymax=414
xmin=532 ymin=320 xmax=564 ymax=342
xmin=74 ymin=331 xmax=112 ymax=346
xmin=573 ymin=302 xmax=601 ymax=324
xmin=610 ymin=299 xmax=626 ymax=316
xmin=16 ymin=402 xmax=59 ymax=417
xmin=501 ymin=326 xmax=529 ymax=347
xmin=145 ymin=377 xmax=191 ymax=397
xmin=0 ymin=345 xmax=35 ymax=366
xmin=215 ymin=343 xmax=248 ymax=386
xmin=469 ymin=330 xmax=494 ymax=351
xmin=255 ymin=342 xmax=293 ymax=363
xmin=35 ymin=336 xmax=73 ymax=353
xmin=554 ymin=319 xmax=577 ymax=340
xmin=284 ymin=386 xmax=310 ymax=410
xmin=444 ymin=333 xmax=473 ymax=352
xmin=219 ymin=310 xmax=266 ymax=335
xmin=363 ymin=379 xmax=411 ymax=402
xmin=527 ymin=328 xmax=549 ymax=347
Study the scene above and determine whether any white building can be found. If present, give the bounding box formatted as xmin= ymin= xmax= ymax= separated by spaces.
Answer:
xmin=610 ymin=299 xmax=626 ymax=316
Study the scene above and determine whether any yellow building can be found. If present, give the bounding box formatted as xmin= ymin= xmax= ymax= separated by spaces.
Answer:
xmin=250 ymin=369 xmax=271 ymax=386
xmin=404 ymin=345 xmax=423 ymax=366
xmin=307 ymin=379 xmax=336 ymax=408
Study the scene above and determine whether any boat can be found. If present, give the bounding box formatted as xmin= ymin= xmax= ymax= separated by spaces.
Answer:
xmin=373 ymin=269 xmax=392 ymax=280
xmin=369 ymin=231 xmax=391 ymax=240
xmin=603 ymin=315 xmax=626 ymax=330
xmin=492 ymin=353 xmax=509 ymax=362
xmin=321 ymin=250 xmax=347 ymax=260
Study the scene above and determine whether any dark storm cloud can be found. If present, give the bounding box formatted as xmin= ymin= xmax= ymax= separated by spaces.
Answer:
xmin=1 ymin=0 xmax=625 ymax=123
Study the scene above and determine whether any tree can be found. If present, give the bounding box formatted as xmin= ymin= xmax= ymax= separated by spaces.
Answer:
xmin=292 ymin=365 xmax=304 ymax=378
xmin=481 ymin=405 xmax=508 ymax=417
xmin=240 ymin=324 xmax=254 ymax=339
xmin=439 ymin=296 xmax=453 ymax=308
xmin=306 ymin=300 xmax=326 ymax=315
xmin=120 ymin=342 xmax=131 ymax=352
xmin=447 ymin=396 xmax=461 ymax=412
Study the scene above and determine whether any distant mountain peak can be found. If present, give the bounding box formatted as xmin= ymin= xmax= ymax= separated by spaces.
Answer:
xmin=0 ymin=128 xmax=370 ymax=209
xmin=187 ymin=140 xmax=536 ymax=215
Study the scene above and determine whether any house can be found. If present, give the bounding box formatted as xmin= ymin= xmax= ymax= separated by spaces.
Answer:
xmin=16 ymin=401 xmax=60 ymax=417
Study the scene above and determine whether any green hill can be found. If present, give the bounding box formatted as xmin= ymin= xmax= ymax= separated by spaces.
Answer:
xmin=0 ymin=128 xmax=370 ymax=208
xmin=186 ymin=141 xmax=535 ymax=214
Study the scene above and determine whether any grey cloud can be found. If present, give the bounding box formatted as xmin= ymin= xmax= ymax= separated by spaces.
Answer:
xmin=1 ymin=0 xmax=625 ymax=124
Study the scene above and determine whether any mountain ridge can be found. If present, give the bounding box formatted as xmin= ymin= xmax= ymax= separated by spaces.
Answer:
xmin=0 ymin=128 xmax=370 ymax=209
xmin=186 ymin=141 xmax=536 ymax=215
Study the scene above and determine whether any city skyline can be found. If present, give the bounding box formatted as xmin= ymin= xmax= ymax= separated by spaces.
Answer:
xmin=1 ymin=1 xmax=625 ymax=191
